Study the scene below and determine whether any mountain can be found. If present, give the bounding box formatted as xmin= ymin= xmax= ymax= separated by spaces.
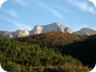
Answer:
xmin=0 ymin=22 xmax=73 ymax=38
xmin=12 ymin=30 xmax=29 ymax=37
xmin=30 ymin=22 xmax=73 ymax=35
xmin=74 ymin=28 xmax=96 ymax=36
xmin=0 ymin=23 xmax=96 ymax=38
xmin=0 ymin=30 xmax=30 ymax=38
xmin=0 ymin=31 xmax=13 ymax=38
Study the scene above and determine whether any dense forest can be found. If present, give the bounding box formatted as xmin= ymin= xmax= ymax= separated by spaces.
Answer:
xmin=0 ymin=32 xmax=96 ymax=72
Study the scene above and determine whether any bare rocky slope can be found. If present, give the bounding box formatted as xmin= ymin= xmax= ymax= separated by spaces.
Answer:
xmin=74 ymin=28 xmax=96 ymax=36
xmin=30 ymin=22 xmax=73 ymax=35
xmin=0 ymin=22 xmax=73 ymax=38
xmin=0 ymin=23 xmax=96 ymax=38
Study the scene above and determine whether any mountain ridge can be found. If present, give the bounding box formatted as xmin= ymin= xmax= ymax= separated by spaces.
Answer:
xmin=74 ymin=28 xmax=96 ymax=36
xmin=0 ymin=22 xmax=96 ymax=38
xmin=0 ymin=22 xmax=73 ymax=38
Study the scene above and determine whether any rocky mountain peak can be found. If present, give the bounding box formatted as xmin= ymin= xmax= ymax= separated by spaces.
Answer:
xmin=12 ymin=30 xmax=29 ymax=37
xmin=51 ymin=22 xmax=63 ymax=26
xmin=1 ymin=22 xmax=96 ymax=38
xmin=0 ymin=31 xmax=13 ymax=38
xmin=74 ymin=28 xmax=96 ymax=35
xmin=30 ymin=22 xmax=73 ymax=35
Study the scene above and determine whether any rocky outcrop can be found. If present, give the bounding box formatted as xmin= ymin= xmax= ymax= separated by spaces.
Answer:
xmin=74 ymin=28 xmax=96 ymax=36
xmin=2 ymin=32 xmax=13 ymax=38
xmin=0 ymin=31 xmax=13 ymax=38
xmin=30 ymin=22 xmax=73 ymax=35
xmin=12 ymin=30 xmax=29 ymax=37
xmin=1 ymin=23 xmax=96 ymax=38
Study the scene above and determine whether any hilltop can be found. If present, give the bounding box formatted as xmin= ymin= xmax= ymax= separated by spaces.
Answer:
xmin=17 ymin=32 xmax=86 ymax=46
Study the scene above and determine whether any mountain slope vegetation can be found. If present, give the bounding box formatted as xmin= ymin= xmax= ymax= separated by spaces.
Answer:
xmin=17 ymin=32 xmax=96 ymax=68
xmin=17 ymin=32 xmax=86 ymax=46
xmin=0 ymin=32 xmax=95 ymax=72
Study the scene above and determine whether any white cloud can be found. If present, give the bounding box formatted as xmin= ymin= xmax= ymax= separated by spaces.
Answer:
xmin=7 ymin=10 xmax=21 ymax=18
xmin=0 ymin=14 xmax=31 ymax=30
xmin=7 ymin=19 xmax=31 ymax=30
xmin=13 ymin=0 xmax=29 ymax=6
xmin=36 ymin=2 xmax=64 ymax=19
xmin=1 ymin=9 xmax=21 ymax=18
xmin=55 ymin=5 xmax=72 ymax=14
xmin=49 ymin=8 xmax=64 ymax=19
xmin=67 ymin=0 xmax=96 ymax=14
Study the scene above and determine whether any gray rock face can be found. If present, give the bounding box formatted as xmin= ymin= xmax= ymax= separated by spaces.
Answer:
xmin=1 ymin=23 xmax=96 ymax=38
xmin=30 ymin=22 xmax=73 ymax=35
xmin=2 ymin=32 xmax=13 ymax=38
xmin=0 ymin=22 xmax=72 ymax=38
xmin=74 ymin=28 xmax=96 ymax=36
xmin=30 ymin=25 xmax=43 ymax=35
xmin=0 ymin=31 xmax=8 ymax=35
xmin=0 ymin=31 xmax=13 ymax=38
xmin=0 ymin=23 xmax=73 ymax=38
xmin=12 ymin=30 xmax=29 ymax=37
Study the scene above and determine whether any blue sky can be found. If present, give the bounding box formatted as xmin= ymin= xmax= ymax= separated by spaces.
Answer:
xmin=0 ymin=0 xmax=96 ymax=31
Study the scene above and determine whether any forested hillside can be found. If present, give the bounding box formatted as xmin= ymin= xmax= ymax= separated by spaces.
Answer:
xmin=17 ymin=32 xmax=86 ymax=46
xmin=0 ymin=32 xmax=95 ymax=72
xmin=17 ymin=32 xmax=96 ymax=68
